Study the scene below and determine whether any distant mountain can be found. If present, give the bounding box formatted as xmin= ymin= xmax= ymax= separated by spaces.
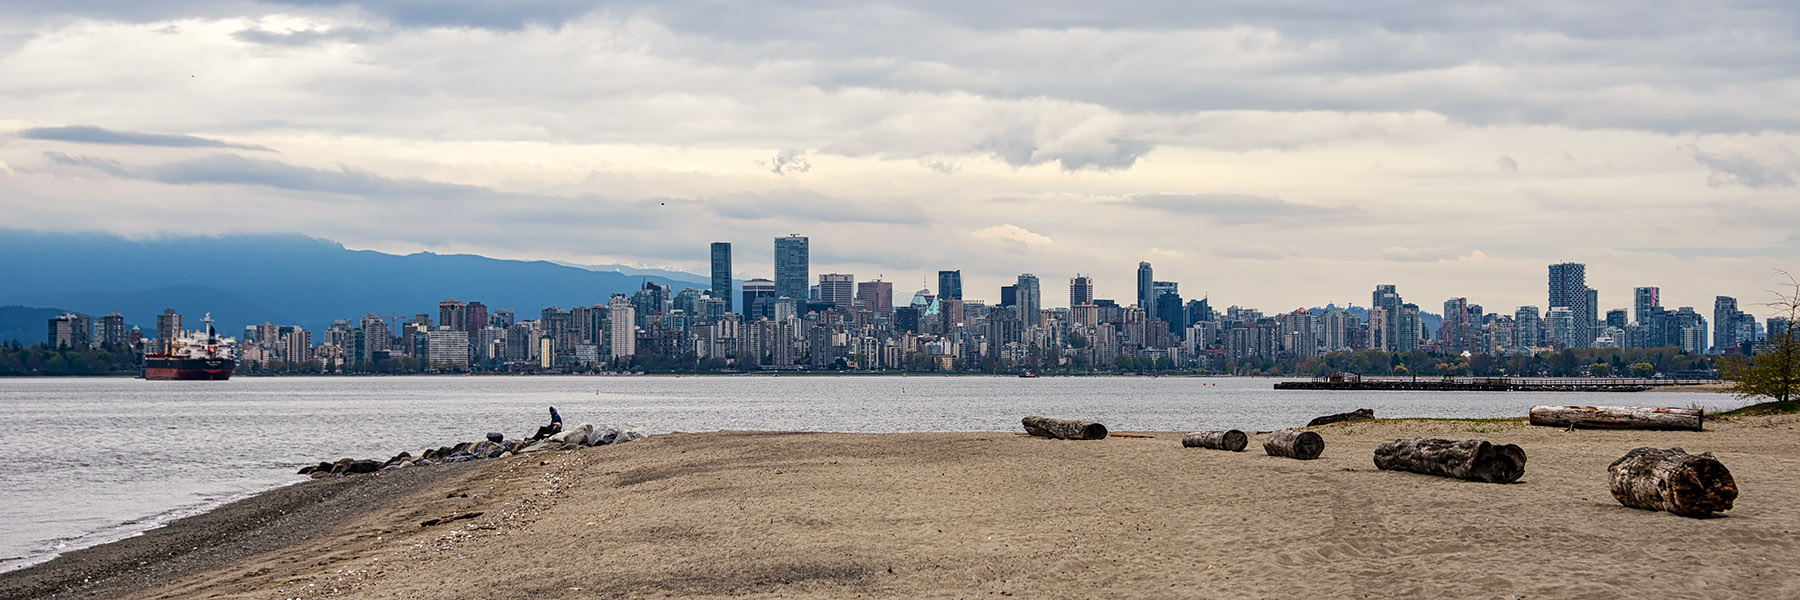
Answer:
xmin=0 ymin=230 xmax=711 ymax=335
xmin=549 ymin=261 xmax=712 ymax=287
xmin=0 ymin=305 xmax=71 ymax=345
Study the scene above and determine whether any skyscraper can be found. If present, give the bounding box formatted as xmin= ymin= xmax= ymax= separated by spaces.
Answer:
xmin=1371 ymin=284 xmax=1400 ymax=352
xmin=937 ymin=270 xmax=962 ymax=301
xmin=465 ymin=301 xmax=488 ymax=335
xmin=1714 ymin=296 xmax=1739 ymax=352
xmin=1548 ymin=262 xmax=1591 ymax=348
xmin=438 ymin=298 xmax=466 ymax=331
xmin=155 ymin=308 xmax=182 ymax=352
xmin=742 ymin=278 xmax=777 ymax=320
xmin=710 ymin=242 xmax=733 ymax=314
xmin=1069 ymin=274 xmax=1094 ymax=307
xmin=774 ymin=234 xmax=809 ymax=303
xmin=1136 ymin=262 xmax=1154 ymax=309
xmin=1633 ymin=287 xmax=1659 ymax=325
xmin=1153 ymin=281 xmax=1181 ymax=335
xmin=818 ymin=273 xmax=855 ymax=307
xmin=1016 ymin=274 xmax=1041 ymax=326
xmin=856 ymin=280 xmax=894 ymax=313
xmin=608 ymin=294 xmax=636 ymax=359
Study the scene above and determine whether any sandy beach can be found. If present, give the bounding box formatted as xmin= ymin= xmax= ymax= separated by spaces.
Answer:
xmin=6 ymin=413 xmax=1797 ymax=599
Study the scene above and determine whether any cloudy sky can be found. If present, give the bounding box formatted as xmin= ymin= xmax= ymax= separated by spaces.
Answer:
xmin=3 ymin=1 xmax=1798 ymax=317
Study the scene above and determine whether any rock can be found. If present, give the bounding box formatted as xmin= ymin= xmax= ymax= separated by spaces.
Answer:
xmin=468 ymin=441 xmax=502 ymax=458
xmin=487 ymin=432 xmax=504 ymax=443
xmin=315 ymin=461 xmax=333 ymax=473
xmin=297 ymin=465 xmax=316 ymax=475
xmin=589 ymin=424 xmax=647 ymax=445
xmin=548 ymin=423 xmax=594 ymax=446
xmin=383 ymin=460 xmax=412 ymax=470
xmin=1308 ymin=408 xmax=1375 ymax=427
xmin=384 ymin=451 xmax=412 ymax=466
xmin=414 ymin=459 xmax=433 ymax=467
xmin=310 ymin=471 xmax=330 ymax=479
xmin=344 ymin=459 xmax=382 ymax=474
xmin=329 ymin=458 xmax=356 ymax=474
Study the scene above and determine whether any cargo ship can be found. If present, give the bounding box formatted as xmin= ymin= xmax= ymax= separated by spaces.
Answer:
xmin=143 ymin=313 xmax=236 ymax=380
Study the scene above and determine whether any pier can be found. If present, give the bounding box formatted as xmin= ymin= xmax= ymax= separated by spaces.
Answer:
xmin=1274 ymin=374 xmax=1713 ymax=393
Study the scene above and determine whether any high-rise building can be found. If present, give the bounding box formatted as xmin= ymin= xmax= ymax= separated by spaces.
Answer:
xmin=1633 ymin=287 xmax=1659 ymax=325
xmin=360 ymin=313 xmax=390 ymax=360
xmin=438 ymin=298 xmax=466 ymax=332
xmin=818 ymin=273 xmax=855 ymax=308
xmin=1546 ymin=307 xmax=1576 ymax=348
xmin=774 ymin=234 xmax=809 ymax=303
xmin=856 ymin=280 xmax=894 ymax=314
xmin=155 ymin=309 xmax=182 ymax=352
xmin=465 ymin=301 xmax=488 ymax=335
xmin=1152 ymin=281 xmax=1181 ymax=335
xmin=1069 ymin=274 xmax=1094 ymax=307
xmin=1000 ymin=285 xmax=1017 ymax=307
xmin=742 ymin=278 xmax=777 ymax=320
xmin=1547 ymin=262 xmax=1592 ymax=348
xmin=1606 ymin=309 xmax=1629 ymax=331
xmin=47 ymin=313 xmax=91 ymax=349
xmin=490 ymin=308 xmax=515 ymax=329
xmin=1016 ymin=274 xmax=1041 ymax=327
xmin=1136 ymin=262 xmax=1154 ymax=309
xmin=1714 ymin=296 xmax=1740 ymax=353
xmin=937 ymin=270 xmax=962 ymax=301
xmin=710 ymin=242 xmax=733 ymax=314
xmin=1441 ymin=297 xmax=1471 ymax=354
xmin=97 ymin=312 xmax=126 ymax=347
xmin=1395 ymin=304 xmax=1422 ymax=352
xmin=608 ymin=294 xmax=636 ymax=359
xmin=1515 ymin=306 xmax=1542 ymax=348
xmin=426 ymin=327 xmax=471 ymax=369
xmin=1371 ymin=285 xmax=1400 ymax=352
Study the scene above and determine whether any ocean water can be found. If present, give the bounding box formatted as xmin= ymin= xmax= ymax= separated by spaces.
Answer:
xmin=0 ymin=375 xmax=1752 ymax=572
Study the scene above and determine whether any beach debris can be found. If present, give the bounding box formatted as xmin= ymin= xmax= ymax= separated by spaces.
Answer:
xmin=1021 ymin=416 xmax=1108 ymax=440
xmin=1262 ymin=429 xmax=1324 ymax=460
xmin=1373 ymin=438 xmax=1526 ymax=483
xmin=1307 ymin=408 xmax=1375 ymax=427
xmin=420 ymin=511 xmax=484 ymax=527
xmin=1182 ymin=430 xmax=1248 ymax=452
xmin=1608 ymin=447 xmax=1737 ymax=517
xmin=1529 ymin=405 xmax=1703 ymax=431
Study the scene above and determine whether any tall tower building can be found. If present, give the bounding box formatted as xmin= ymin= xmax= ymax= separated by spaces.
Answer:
xmin=1069 ymin=274 xmax=1094 ymax=307
xmin=608 ymin=294 xmax=636 ymax=359
xmin=465 ymin=301 xmax=488 ymax=335
xmin=710 ymin=242 xmax=733 ymax=314
xmin=1371 ymin=285 xmax=1400 ymax=352
xmin=1153 ymin=281 xmax=1182 ymax=334
xmin=856 ymin=280 xmax=894 ymax=313
xmin=1016 ymin=274 xmax=1042 ymax=327
xmin=1633 ymin=287 xmax=1659 ymax=325
xmin=818 ymin=273 xmax=855 ymax=307
xmin=1136 ymin=262 xmax=1154 ymax=309
xmin=742 ymin=278 xmax=777 ymax=320
xmin=155 ymin=308 xmax=182 ymax=352
xmin=1547 ymin=262 xmax=1591 ymax=348
xmin=937 ymin=270 xmax=962 ymax=301
xmin=1714 ymin=296 xmax=1739 ymax=352
xmin=774 ymin=235 xmax=809 ymax=303
xmin=438 ymin=298 xmax=467 ymax=331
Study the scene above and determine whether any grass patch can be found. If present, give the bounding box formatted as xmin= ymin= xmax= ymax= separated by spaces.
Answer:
xmin=1714 ymin=401 xmax=1800 ymax=418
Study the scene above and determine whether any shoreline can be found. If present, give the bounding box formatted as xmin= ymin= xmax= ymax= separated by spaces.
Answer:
xmin=4 ymin=413 xmax=1795 ymax=599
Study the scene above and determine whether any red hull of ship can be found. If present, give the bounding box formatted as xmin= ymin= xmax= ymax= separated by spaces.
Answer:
xmin=143 ymin=357 xmax=234 ymax=381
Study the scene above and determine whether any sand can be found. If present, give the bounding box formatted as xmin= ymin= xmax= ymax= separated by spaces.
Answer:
xmin=6 ymin=413 xmax=1798 ymax=599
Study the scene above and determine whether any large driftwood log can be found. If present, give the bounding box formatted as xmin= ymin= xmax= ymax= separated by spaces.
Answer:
xmin=1021 ymin=416 xmax=1108 ymax=440
xmin=1373 ymin=438 xmax=1526 ymax=483
xmin=1608 ymin=447 xmax=1737 ymax=517
xmin=1307 ymin=408 xmax=1375 ymax=427
xmin=1262 ymin=429 xmax=1324 ymax=460
xmin=1528 ymin=405 xmax=1703 ymax=431
xmin=1182 ymin=430 xmax=1248 ymax=452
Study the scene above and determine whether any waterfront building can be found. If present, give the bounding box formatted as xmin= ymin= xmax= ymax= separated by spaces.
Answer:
xmin=427 ymin=327 xmax=471 ymax=369
xmin=155 ymin=309 xmax=181 ymax=352
xmin=710 ymin=242 xmax=733 ymax=313
xmin=47 ymin=312 xmax=91 ymax=349
xmin=609 ymin=294 xmax=636 ymax=359
xmin=360 ymin=313 xmax=390 ymax=360
xmin=774 ymin=234 xmax=809 ymax=305
xmin=97 ymin=312 xmax=126 ymax=347
xmin=1547 ymin=262 xmax=1592 ymax=348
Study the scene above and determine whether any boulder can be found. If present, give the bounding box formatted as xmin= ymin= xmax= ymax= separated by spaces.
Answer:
xmin=329 ymin=458 xmax=356 ymax=474
xmin=548 ymin=423 xmax=594 ymax=446
xmin=486 ymin=432 xmax=504 ymax=444
xmin=297 ymin=465 xmax=316 ymax=475
xmin=344 ymin=460 xmax=382 ymax=474
xmin=414 ymin=459 xmax=433 ymax=467
xmin=1308 ymin=408 xmax=1375 ymax=427
xmin=588 ymin=423 xmax=647 ymax=445
xmin=383 ymin=460 xmax=412 ymax=470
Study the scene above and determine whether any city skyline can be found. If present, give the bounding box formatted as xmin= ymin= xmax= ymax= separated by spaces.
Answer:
xmin=1 ymin=2 xmax=1796 ymax=319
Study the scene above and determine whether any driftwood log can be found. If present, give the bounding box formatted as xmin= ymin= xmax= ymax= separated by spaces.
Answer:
xmin=1373 ymin=438 xmax=1527 ymax=483
xmin=1607 ymin=447 xmax=1737 ymax=517
xmin=1021 ymin=416 xmax=1108 ymax=440
xmin=1528 ymin=405 xmax=1703 ymax=431
xmin=1307 ymin=408 xmax=1375 ymax=427
xmin=1182 ymin=430 xmax=1248 ymax=452
xmin=1262 ymin=429 xmax=1324 ymax=460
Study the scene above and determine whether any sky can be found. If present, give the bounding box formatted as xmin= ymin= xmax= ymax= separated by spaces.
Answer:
xmin=3 ymin=1 xmax=1798 ymax=318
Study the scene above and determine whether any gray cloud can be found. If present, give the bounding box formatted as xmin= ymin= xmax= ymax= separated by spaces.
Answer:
xmin=1687 ymin=147 xmax=1796 ymax=189
xmin=143 ymin=154 xmax=491 ymax=199
xmin=707 ymin=190 xmax=926 ymax=225
xmin=1122 ymin=194 xmax=1358 ymax=225
xmin=232 ymin=26 xmax=377 ymax=46
xmin=43 ymin=151 xmax=132 ymax=177
xmin=769 ymin=150 xmax=811 ymax=175
xmin=21 ymin=126 xmax=270 ymax=151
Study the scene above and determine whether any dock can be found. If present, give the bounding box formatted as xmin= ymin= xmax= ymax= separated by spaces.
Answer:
xmin=1274 ymin=375 xmax=1712 ymax=392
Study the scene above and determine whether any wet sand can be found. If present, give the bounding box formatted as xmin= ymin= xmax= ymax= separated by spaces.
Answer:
xmin=5 ymin=414 xmax=1797 ymax=599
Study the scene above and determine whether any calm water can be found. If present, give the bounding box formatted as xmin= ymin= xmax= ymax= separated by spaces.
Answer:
xmin=0 ymin=375 xmax=1752 ymax=571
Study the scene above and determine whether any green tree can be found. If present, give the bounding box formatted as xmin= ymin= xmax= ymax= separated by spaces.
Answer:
xmin=1720 ymin=270 xmax=1800 ymax=405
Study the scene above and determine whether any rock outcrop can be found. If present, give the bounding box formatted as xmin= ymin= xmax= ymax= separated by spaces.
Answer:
xmin=299 ymin=422 xmax=648 ymax=477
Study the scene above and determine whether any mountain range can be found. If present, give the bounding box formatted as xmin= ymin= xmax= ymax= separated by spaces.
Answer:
xmin=0 ymin=230 xmax=714 ymax=341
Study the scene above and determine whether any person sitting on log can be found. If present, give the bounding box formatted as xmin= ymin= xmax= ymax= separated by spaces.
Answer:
xmin=530 ymin=406 xmax=563 ymax=441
